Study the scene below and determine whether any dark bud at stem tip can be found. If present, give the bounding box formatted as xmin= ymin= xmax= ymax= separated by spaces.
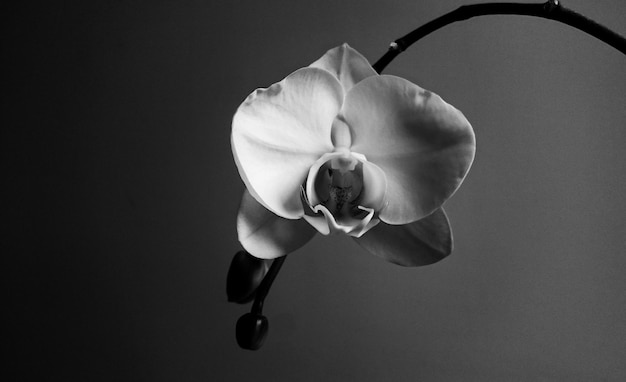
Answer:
xmin=236 ymin=313 xmax=269 ymax=351
xmin=227 ymin=250 xmax=270 ymax=304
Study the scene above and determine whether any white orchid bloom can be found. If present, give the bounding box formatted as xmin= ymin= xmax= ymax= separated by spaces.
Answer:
xmin=232 ymin=44 xmax=475 ymax=266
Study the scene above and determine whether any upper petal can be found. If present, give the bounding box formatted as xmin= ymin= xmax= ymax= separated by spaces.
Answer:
xmin=309 ymin=43 xmax=377 ymax=92
xmin=237 ymin=190 xmax=317 ymax=259
xmin=354 ymin=207 xmax=452 ymax=266
xmin=342 ymin=75 xmax=475 ymax=224
xmin=232 ymin=67 xmax=344 ymax=219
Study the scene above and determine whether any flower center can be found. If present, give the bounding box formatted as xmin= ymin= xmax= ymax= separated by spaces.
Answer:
xmin=314 ymin=155 xmax=365 ymax=221
xmin=329 ymin=184 xmax=352 ymax=211
xmin=303 ymin=151 xmax=386 ymax=237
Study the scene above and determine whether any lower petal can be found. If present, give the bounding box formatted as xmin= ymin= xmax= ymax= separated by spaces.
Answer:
xmin=354 ymin=208 xmax=452 ymax=266
xmin=237 ymin=190 xmax=317 ymax=259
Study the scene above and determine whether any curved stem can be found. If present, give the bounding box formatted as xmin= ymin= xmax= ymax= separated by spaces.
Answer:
xmin=251 ymin=255 xmax=287 ymax=315
xmin=373 ymin=0 xmax=626 ymax=73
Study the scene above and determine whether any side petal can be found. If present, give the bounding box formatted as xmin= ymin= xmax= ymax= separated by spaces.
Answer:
xmin=353 ymin=208 xmax=452 ymax=266
xmin=232 ymin=67 xmax=344 ymax=219
xmin=309 ymin=43 xmax=377 ymax=91
xmin=237 ymin=190 xmax=317 ymax=259
xmin=343 ymin=75 xmax=475 ymax=224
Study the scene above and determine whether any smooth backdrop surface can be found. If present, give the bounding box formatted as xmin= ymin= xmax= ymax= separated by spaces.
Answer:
xmin=5 ymin=1 xmax=626 ymax=380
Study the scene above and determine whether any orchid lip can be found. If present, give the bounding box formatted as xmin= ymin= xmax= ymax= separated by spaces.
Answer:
xmin=302 ymin=151 xmax=386 ymax=237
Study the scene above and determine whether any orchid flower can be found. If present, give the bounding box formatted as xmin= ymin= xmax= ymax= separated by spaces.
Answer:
xmin=232 ymin=44 xmax=475 ymax=266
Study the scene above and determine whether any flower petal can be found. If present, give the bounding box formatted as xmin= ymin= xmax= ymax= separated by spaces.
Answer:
xmin=354 ymin=208 xmax=452 ymax=266
xmin=232 ymin=67 xmax=344 ymax=219
xmin=342 ymin=75 xmax=475 ymax=224
xmin=237 ymin=190 xmax=317 ymax=259
xmin=360 ymin=160 xmax=387 ymax=212
xmin=309 ymin=43 xmax=377 ymax=91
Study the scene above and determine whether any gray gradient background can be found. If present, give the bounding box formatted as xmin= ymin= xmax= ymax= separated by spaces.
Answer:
xmin=5 ymin=1 xmax=626 ymax=381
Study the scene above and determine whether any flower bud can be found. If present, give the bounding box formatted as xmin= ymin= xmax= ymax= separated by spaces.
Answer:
xmin=236 ymin=313 xmax=269 ymax=350
xmin=227 ymin=250 xmax=269 ymax=304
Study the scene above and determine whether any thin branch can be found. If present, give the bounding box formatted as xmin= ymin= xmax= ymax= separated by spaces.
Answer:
xmin=251 ymin=255 xmax=287 ymax=315
xmin=373 ymin=0 xmax=626 ymax=73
